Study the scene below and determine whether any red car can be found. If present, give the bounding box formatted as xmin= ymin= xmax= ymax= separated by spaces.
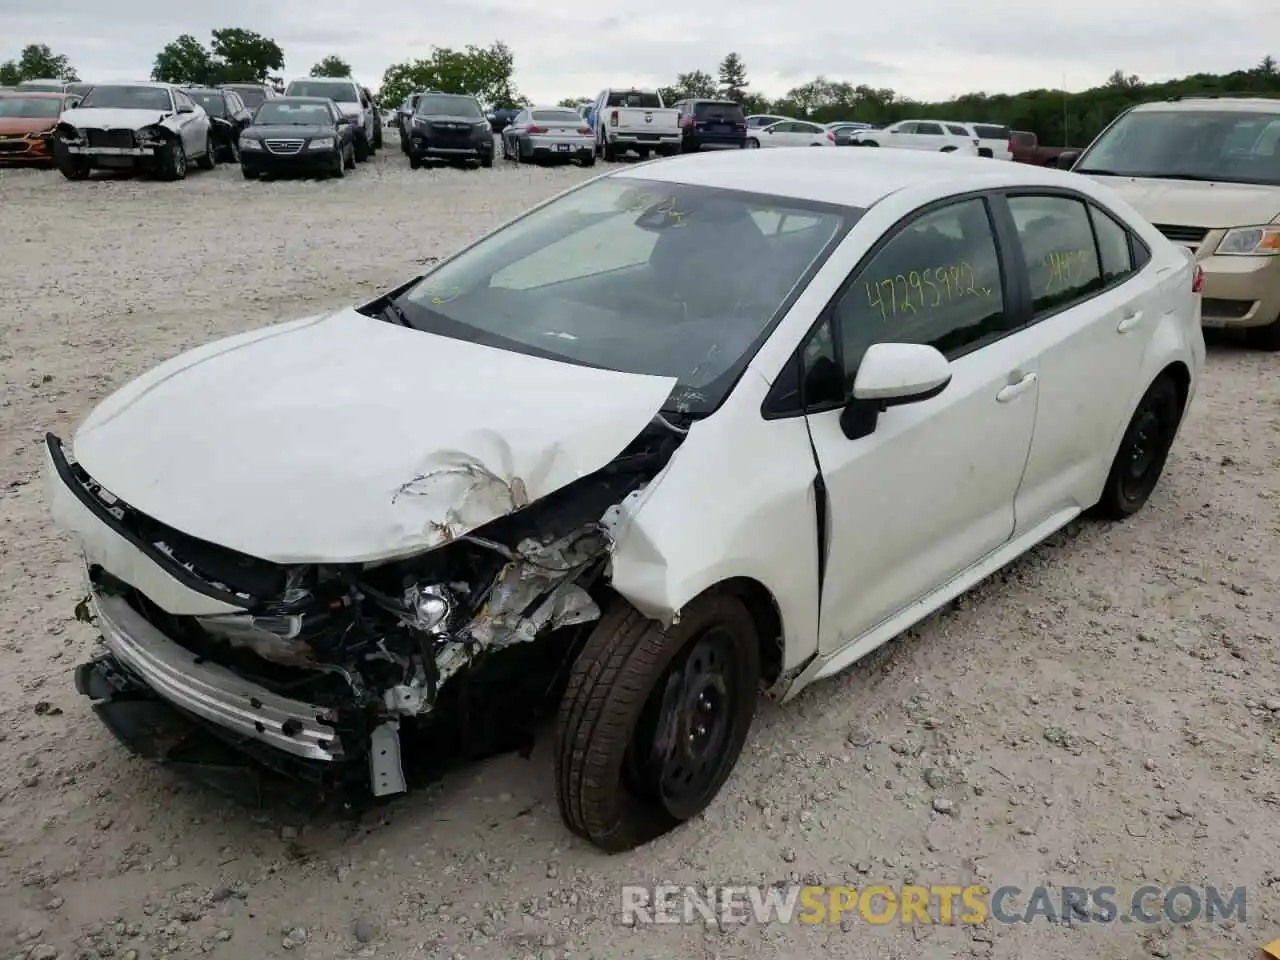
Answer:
xmin=0 ymin=91 xmax=78 ymax=165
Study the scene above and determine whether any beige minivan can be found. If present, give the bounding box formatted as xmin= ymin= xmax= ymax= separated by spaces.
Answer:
xmin=1060 ymin=97 xmax=1280 ymax=349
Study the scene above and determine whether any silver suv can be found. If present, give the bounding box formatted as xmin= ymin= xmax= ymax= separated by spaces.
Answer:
xmin=282 ymin=77 xmax=382 ymax=160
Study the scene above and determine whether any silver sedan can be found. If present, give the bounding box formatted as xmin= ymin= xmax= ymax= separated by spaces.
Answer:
xmin=501 ymin=106 xmax=595 ymax=166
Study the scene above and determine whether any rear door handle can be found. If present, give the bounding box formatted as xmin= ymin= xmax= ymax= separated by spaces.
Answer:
xmin=996 ymin=372 xmax=1037 ymax=403
xmin=1117 ymin=309 xmax=1143 ymax=333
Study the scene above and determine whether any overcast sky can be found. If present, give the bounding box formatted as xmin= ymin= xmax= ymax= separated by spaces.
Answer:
xmin=1 ymin=0 xmax=1270 ymax=104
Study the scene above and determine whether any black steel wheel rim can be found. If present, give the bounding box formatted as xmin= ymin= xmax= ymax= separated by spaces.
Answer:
xmin=626 ymin=626 xmax=741 ymax=819
xmin=1120 ymin=394 xmax=1168 ymax=502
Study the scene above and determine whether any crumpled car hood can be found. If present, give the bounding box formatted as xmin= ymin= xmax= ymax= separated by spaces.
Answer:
xmin=60 ymin=107 xmax=173 ymax=130
xmin=70 ymin=308 xmax=677 ymax=566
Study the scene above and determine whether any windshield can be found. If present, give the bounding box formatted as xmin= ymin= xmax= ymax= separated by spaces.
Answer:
xmin=227 ymin=85 xmax=266 ymax=107
xmin=605 ymin=90 xmax=661 ymax=108
xmin=0 ymin=97 xmax=62 ymax=119
xmin=254 ymin=101 xmax=332 ymax=125
xmin=1076 ymin=108 xmax=1280 ymax=185
xmin=389 ymin=177 xmax=854 ymax=414
xmin=286 ymin=80 xmax=357 ymax=102
xmin=188 ymin=92 xmax=225 ymax=116
xmin=417 ymin=94 xmax=482 ymax=117
xmin=79 ymin=85 xmax=172 ymax=111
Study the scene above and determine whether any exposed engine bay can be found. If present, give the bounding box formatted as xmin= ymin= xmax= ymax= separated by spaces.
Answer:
xmin=65 ymin=418 xmax=687 ymax=800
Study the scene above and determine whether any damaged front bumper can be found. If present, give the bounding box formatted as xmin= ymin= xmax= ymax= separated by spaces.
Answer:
xmin=46 ymin=429 xmax=662 ymax=801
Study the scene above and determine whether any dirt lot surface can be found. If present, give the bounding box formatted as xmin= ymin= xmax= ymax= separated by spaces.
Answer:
xmin=1 ymin=146 xmax=1278 ymax=960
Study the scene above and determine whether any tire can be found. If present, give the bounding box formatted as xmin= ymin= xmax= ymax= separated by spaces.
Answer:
xmin=940 ymin=146 xmax=957 ymax=153
xmin=1245 ymin=315 xmax=1280 ymax=351
xmin=331 ymin=150 xmax=345 ymax=178
xmin=160 ymin=141 xmax=187 ymax=181
xmin=602 ymin=140 xmax=617 ymax=162
xmin=1093 ymin=374 xmax=1183 ymax=520
xmin=55 ymin=142 xmax=90 ymax=180
xmin=480 ymin=151 xmax=493 ymax=169
xmin=400 ymin=132 xmax=408 ymax=154
xmin=861 ymin=140 xmax=879 ymax=147
xmin=196 ymin=135 xmax=216 ymax=170
xmin=580 ymin=156 xmax=595 ymax=167
xmin=240 ymin=165 xmax=256 ymax=180
xmin=637 ymin=147 xmax=651 ymax=160
xmin=555 ymin=591 xmax=760 ymax=853
xmin=408 ymin=153 xmax=422 ymax=170
xmin=223 ymin=138 xmax=240 ymax=164
xmin=372 ymin=123 xmax=383 ymax=149
xmin=746 ymin=137 xmax=759 ymax=149
xmin=344 ymin=143 xmax=356 ymax=170
xmin=354 ymin=135 xmax=370 ymax=162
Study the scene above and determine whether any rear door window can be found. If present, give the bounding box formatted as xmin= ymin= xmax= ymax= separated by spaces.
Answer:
xmin=973 ymin=124 xmax=1010 ymax=140
xmin=917 ymin=122 xmax=944 ymax=136
xmin=946 ymin=124 xmax=969 ymax=136
xmin=1006 ymin=194 xmax=1105 ymax=313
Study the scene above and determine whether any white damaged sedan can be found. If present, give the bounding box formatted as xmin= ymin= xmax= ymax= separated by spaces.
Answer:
xmin=48 ymin=148 xmax=1204 ymax=851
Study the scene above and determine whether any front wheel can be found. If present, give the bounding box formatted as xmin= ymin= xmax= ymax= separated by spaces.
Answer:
xmin=408 ymin=153 xmax=422 ymax=169
xmin=555 ymin=592 xmax=760 ymax=853
xmin=160 ymin=141 xmax=187 ymax=181
xmin=480 ymin=151 xmax=493 ymax=168
xmin=1093 ymin=374 xmax=1183 ymax=520
xmin=1245 ymin=315 xmax=1280 ymax=351
xmin=343 ymin=143 xmax=356 ymax=169
xmin=55 ymin=142 xmax=90 ymax=180
xmin=861 ymin=140 xmax=879 ymax=147
xmin=354 ymin=136 xmax=370 ymax=162
xmin=331 ymin=150 xmax=345 ymax=178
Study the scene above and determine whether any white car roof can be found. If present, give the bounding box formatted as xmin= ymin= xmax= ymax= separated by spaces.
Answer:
xmin=615 ymin=147 xmax=1096 ymax=208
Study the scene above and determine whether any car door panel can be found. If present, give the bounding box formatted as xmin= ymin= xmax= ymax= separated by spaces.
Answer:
xmin=1000 ymin=193 xmax=1156 ymax=531
xmin=808 ymin=334 xmax=1038 ymax=654
xmin=799 ymin=195 xmax=1036 ymax=655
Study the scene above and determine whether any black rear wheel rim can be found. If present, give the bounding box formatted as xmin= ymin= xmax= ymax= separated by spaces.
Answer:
xmin=1119 ymin=388 xmax=1174 ymax=503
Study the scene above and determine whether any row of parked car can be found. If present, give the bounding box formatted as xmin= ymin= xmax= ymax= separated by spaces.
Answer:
xmin=0 ymin=76 xmax=390 ymax=180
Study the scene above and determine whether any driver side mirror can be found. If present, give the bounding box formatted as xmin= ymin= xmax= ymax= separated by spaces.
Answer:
xmin=839 ymin=342 xmax=951 ymax=440
xmin=1055 ymin=149 xmax=1081 ymax=169
xmin=177 ymin=103 xmax=194 ymax=114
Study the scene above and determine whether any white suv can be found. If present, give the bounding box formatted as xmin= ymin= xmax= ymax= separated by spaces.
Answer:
xmin=283 ymin=77 xmax=381 ymax=161
xmin=852 ymin=119 xmax=979 ymax=155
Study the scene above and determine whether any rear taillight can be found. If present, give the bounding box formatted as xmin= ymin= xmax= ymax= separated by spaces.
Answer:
xmin=1007 ymin=137 xmax=1014 ymax=155
xmin=735 ymin=122 xmax=746 ymax=130
xmin=1192 ymin=265 xmax=1204 ymax=293
xmin=577 ymin=126 xmax=592 ymax=135
xmin=610 ymin=109 xmax=619 ymax=125
xmin=826 ymin=130 xmax=835 ymax=142
xmin=526 ymin=125 xmax=547 ymax=134
xmin=680 ymin=115 xmax=696 ymax=128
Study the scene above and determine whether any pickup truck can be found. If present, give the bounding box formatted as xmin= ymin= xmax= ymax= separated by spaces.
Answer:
xmin=1010 ymin=130 xmax=1068 ymax=166
xmin=591 ymin=88 xmax=680 ymax=161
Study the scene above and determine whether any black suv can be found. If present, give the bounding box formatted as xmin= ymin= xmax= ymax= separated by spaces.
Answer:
xmin=218 ymin=82 xmax=279 ymax=111
xmin=405 ymin=92 xmax=494 ymax=169
xmin=185 ymin=87 xmax=254 ymax=161
xmin=674 ymin=99 xmax=747 ymax=152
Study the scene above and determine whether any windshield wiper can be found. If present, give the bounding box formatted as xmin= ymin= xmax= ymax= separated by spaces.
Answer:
xmin=380 ymin=300 xmax=412 ymax=328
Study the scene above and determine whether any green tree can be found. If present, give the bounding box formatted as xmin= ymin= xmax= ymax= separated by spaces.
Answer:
xmin=718 ymin=52 xmax=749 ymax=103
xmin=0 ymin=43 xmax=78 ymax=84
xmin=151 ymin=34 xmax=217 ymax=85
xmin=379 ymin=42 xmax=519 ymax=109
xmin=310 ymin=55 xmax=352 ymax=78
xmin=557 ymin=96 xmax=588 ymax=108
xmin=210 ymin=28 xmax=285 ymax=83
xmin=1256 ymin=55 xmax=1276 ymax=76
xmin=150 ymin=29 xmax=284 ymax=87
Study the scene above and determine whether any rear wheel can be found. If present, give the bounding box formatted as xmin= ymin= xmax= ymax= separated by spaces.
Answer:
xmin=861 ymin=140 xmax=879 ymax=147
xmin=1093 ymin=374 xmax=1183 ymax=519
xmin=555 ymin=592 xmax=760 ymax=852
xmin=196 ymin=134 xmax=216 ymax=170
xmin=408 ymin=153 xmax=422 ymax=170
xmin=354 ymin=135 xmax=370 ymax=162
xmin=746 ymin=137 xmax=759 ymax=149
xmin=602 ymin=139 xmax=617 ymax=162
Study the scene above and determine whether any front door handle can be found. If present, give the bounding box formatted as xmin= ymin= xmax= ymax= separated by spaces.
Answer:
xmin=996 ymin=372 xmax=1037 ymax=403
xmin=1117 ymin=309 xmax=1143 ymax=333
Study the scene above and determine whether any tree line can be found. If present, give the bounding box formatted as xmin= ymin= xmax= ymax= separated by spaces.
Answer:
xmin=4 ymin=37 xmax=1277 ymax=148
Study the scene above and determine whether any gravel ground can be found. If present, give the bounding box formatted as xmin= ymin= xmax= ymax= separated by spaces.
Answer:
xmin=1 ymin=144 xmax=1279 ymax=960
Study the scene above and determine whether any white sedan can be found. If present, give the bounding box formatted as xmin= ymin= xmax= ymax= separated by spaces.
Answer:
xmin=747 ymin=118 xmax=834 ymax=148
xmin=49 ymin=148 xmax=1204 ymax=852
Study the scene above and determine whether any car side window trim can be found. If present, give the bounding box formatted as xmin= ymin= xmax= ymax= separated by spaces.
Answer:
xmin=991 ymin=187 xmax=1152 ymax=330
xmin=762 ymin=189 xmax=1016 ymax=420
